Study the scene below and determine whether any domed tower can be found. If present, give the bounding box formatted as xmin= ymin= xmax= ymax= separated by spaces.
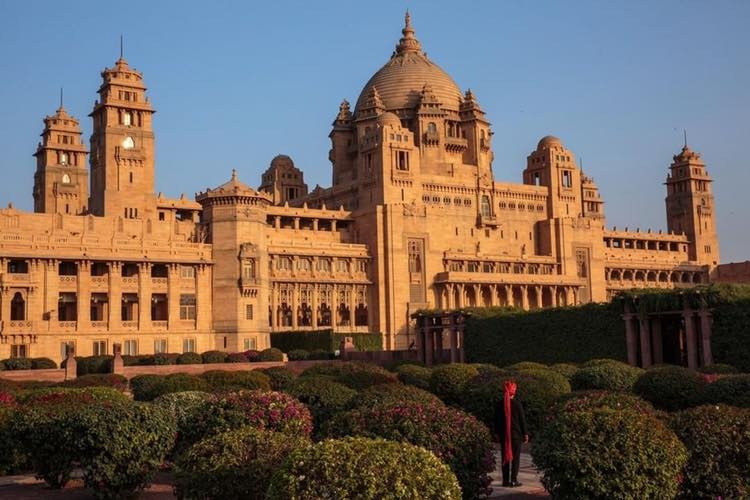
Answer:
xmin=665 ymin=141 xmax=719 ymax=266
xmin=524 ymin=136 xmax=584 ymax=218
xmin=258 ymin=154 xmax=308 ymax=205
xmin=33 ymin=101 xmax=89 ymax=214
xmin=88 ymin=56 xmax=156 ymax=219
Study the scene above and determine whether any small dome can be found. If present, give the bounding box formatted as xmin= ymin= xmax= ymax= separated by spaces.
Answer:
xmin=537 ymin=135 xmax=563 ymax=150
xmin=376 ymin=111 xmax=402 ymax=127
xmin=271 ymin=154 xmax=294 ymax=168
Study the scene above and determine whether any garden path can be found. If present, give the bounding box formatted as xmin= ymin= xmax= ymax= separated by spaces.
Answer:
xmin=488 ymin=446 xmax=549 ymax=499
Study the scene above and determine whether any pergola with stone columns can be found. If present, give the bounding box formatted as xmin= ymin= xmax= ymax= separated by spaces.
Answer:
xmin=435 ymin=282 xmax=582 ymax=311
xmin=413 ymin=310 xmax=468 ymax=365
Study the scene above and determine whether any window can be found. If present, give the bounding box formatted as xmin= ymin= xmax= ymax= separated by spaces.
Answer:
xmin=246 ymin=304 xmax=254 ymax=320
xmin=122 ymin=111 xmax=132 ymax=126
xmin=336 ymin=259 xmax=350 ymax=273
xmin=10 ymin=344 xmax=28 ymax=358
xmin=396 ymin=150 xmax=409 ymax=171
xmin=561 ymin=170 xmax=572 ymax=188
xmin=316 ymin=258 xmax=331 ymax=272
xmin=297 ymin=258 xmax=311 ymax=271
xmin=180 ymin=294 xmax=196 ymax=320
xmin=180 ymin=265 xmax=195 ymax=279
xmin=242 ymin=260 xmax=255 ymax=279
xmin=92 ymin=340 xmax=107 ymax=356
xmin=356 ymin=260 xmax=367 ymax=273
xmin=427 ymin=122 xmax=437 ymax=134
xmin=408 ymin=240 xmax=422 ymax=273
xmin=123 ymin=339 xmax=138 ymax=355
xmin=154 ymin=339 xmax=168 ymax=354
xmin=243 ymin=338 xmax=256 ymax=351
xmin=277 ymin=257 xmax=292 ymax=270
xmin=10 ymin=292 xmax=25 ymax=320
xmin=158 ymin=212 xmax=165 ymax=221
xmin=182 ymin=338 xmax=196 ymax=353
xmin=480 ymin=196 xmax=491 ymax=217
xmin=62 ymin=173 xmax=71 ymax=184
xmin=60 ymin=341 xmax=75 ymax=360
xmin=60 ymin=152 xmax=68 ymax=165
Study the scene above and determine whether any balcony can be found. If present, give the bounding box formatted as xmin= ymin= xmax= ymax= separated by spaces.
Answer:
xmin=444 ymin=137 xmax=468 ymax=152
xmin=0 ymin=320 xmax=35 ymax=333
xmin=121 ymin=276 xmax=139 ymax=291
xmin=58 ymin=275 xmax=78 ymax=290
xmin=152 ymin=320 xmax=168 ymax=330
xmin=0 ymin=272 xmax=32 ymax=288
xmin=90 ymin=276 xmax=109 ymax=290
xmin=56 ymin=321 xmax=77 ymax=331
xmin=479 ymin=215 xmax=499 ymax=227
xmin=90 ymin=321 xmax=108 ymax=330
xmin=121 ymin=321 xmax=138 ymax=330
xmin=151 ymin=277 xmax=168 ymax=291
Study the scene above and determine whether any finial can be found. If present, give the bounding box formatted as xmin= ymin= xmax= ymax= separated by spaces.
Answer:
xmin=395 ymin=10 xmax=422 ymax=56
xmin=59 ymin=87 xmax=64 ymax=110
xmin=231 ymin=169 xmax=237 ymax=180
xmin=405 ymin=9 xmax=411 ymax=28
xmin=683 ymin=129 xmax=688 ymax=148
xmin=120 ymin=35 xmax=124 ymax=59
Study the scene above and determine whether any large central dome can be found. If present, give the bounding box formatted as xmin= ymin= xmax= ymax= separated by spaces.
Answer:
xmin=354 ymin=13 xmax=463 ymax=115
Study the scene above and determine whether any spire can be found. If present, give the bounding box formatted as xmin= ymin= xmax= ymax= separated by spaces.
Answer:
xmin=684 ymin=129 xmax=688 ymax=148
xmin=231 ymin=168 xmax=238 ymax=181
xmin=395 ymin=10 xmax=423 ymax=56
xmin=58 ymin=87 xmax=64 ymax=112
xmin=337 ymin=99 xmax=352 ymax=121
xmin=120 ymin=34 xmax=124 ymax=59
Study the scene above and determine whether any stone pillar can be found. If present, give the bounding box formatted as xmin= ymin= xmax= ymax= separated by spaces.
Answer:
xmin=312 ymin=218 xmax=318 ymax=231
xmin=684 ymin=309 xmax=698 ymax=369
xmin=109 ymin=262 xmax=122 ymax=326
xmin=138 ymin=262 xmax=152 ymax=329
xmin=291 ymin=284 xmax=298 ymax=329
xmin=43 ymin=259 xmax=59 ymax=332
xmin=651 ymin=318 xmax=664 ymax=364
xmin=449 ymin=323 xmax=458 ymax=363
xmin=76 ymin=260 xmax=91 ymax=330
xmin=349 ymin=285 xmax=357 ymax=330
xmin=551 ymin=286 xmax=558 ymax=307
xmin=274 ymin=216 xmax=281 ymax=229
xmin=167 ymin=264 xmax=180 ymax=330
xmin=489 ymin=285 xmax=497 ymax=307
xmin=435 ymin=326 xmax=444 ymax=363
xmin=195 ymin=264 xmax=210 ymax=332
xmin=699 ymin=309 xmax=713 ymax=367
xmin=639 ymin=316 xmax=652 ymax=367
xmin=504 ymin=285 xmax=513 ymax=308
xmin=534 ymin=285 xmax=542 ymax=309
xmin=111 ymin=342 xmax=124 ymax=374
xmin=63 ymin=344 xmax=77 ymax=380
xmin=311 ymin=285 xmax=318 ymax=327
xmin=424 ymin=325 xmax=434 ymax=366
xmin=270 ymin=284 xmax=277 ymax=330
xmin=456 ymin=284 xmax=464 ymax=308
xmin=293 ymin=217 xmax=300 ymax=230
xmin=624 ymin=313 xmax=638 ymax=366
xmin=331 ymin=219 xmax=337 ymax=232
xmin=521 ymin=285 xmax=529 ymax=311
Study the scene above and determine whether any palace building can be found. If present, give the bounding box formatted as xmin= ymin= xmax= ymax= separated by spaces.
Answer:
xmin=0 ymin=14 xmax=721 ymax=361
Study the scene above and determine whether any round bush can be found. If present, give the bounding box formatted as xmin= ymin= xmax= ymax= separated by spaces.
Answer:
xmin=257 ymin=366 xmax=298 ymax=390
xmin=76 ymin=355 xmax=113 ymax=375
xmin=177 ymin=351 xmax=202 ymax=365
xmin=395 ymin=364 xmax=432 ymax=390
xmin=57 ymin=373 xmax=128 ymax=391
xmin=243 ymin=349 xmax=260 ymax=362
xmin=201 ymin=350 xmax=228 ymax=364
xmin=175 ymin=426 xmax=310 ymax=499
xmin=130 ymin=373 xmax=210 ymax=401
xmin=697 ymin=363 xmax=739 ymax=374
xmin=301 ymin=361 xmax=397 ymax=390
xmin=571 ymin=360 xmax=643 ymax=392
xmin=287 ymin=349 xmax=310 ymax=361
xmin=227 ymin=352 xmax=249 ymax=363
xmin=581 ymin=357 xmax=627 ymax=368
xmin=553 ymin=390 xmax=657 ymax=416
xmin=428 ymin=363 xmax=480 ymax=405
xmin=31 ymin=357 xmax=57 ymax=369
xmin=200 ymin=370 xmax=271 ymax=392
xmin=258 ymin=347 xmax=284 ymax=362
xmin=549 ymin=363 xmax=579 ymax=380
xmin=532 ymin=408 xmax=687 ymax=499
xmin=152 ymin=353 xmax=179 ymax=365
xmin=633 ymin=365 xmax=704 ymax=411
xmin=183 ymin=390 xmax=313 ymax=447
xmin=328 ymin=401 xmax=494 ymax=499
xmin=702 ymin=374 xmax=750 ymax=408
xmin=152 ymin=390 xmax=211 ymax=436
xmin=1 ymin=357 xmax=32 ymax=370
xmin=506 ymin=361 xmax=548 ymax=371
xmin=668 ymin=405 xmax=750 ymax=499
xmin=351 ymin=383 xmax=442 ymax=410
xmin=308 ymin=349 xmax=334 ymax=360
xmin=18 ymin=386 xmax=128 ymax=405
xmin=122 ymin=355 xmax=155 ymax=366
xmin=266 ymin=436 xmax=461 ymax=500
xmin=285 ymin=376 xmax=357 ymax=433
xmin=0 ymin=393 xmax=24 ymax=475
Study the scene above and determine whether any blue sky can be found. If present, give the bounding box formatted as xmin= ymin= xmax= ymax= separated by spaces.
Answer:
xmin=1 ymin=0 xmax=748 ymax=262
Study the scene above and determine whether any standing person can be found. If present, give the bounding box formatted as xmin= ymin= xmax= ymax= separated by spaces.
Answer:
xmin=495 ymin=380 xmax=529 ymax=487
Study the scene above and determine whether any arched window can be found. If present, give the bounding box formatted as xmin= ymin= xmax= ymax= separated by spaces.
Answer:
xmin=480 ymin=195 xmax=491 ymax=217
xmin=60 ymin=152 xmax=68 ymax=165
xmin=427 ymin=122 xmax=437 ymax=134
xmin=10 ymin=292 xmax=25 ymax=321
xmin=122 ymin=111 xmax=132 ymax=126
xmin=62 ymin=174 xmax=71 ymax=184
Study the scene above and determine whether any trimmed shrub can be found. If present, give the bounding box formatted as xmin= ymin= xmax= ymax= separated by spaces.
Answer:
xmin=257 ymin=366 xmax=298 ymax=390
xmin=697 ymin=363 xmax=739 ymax=374
xmin=506 ymin=361 xmax=548 ymax=371
xmin=0 ymin=393 xmax=24 ymax=475
xmin=549 ymin=363 xmax=579 ymax=380
xmin=243 ymin=349 xmax=260 ymax=362
xmin=301 ymin=361 xmax=397 ymax=390
xmin=553 ymin=390 xmax=657 ymax=416
xmin=182 ymin=390 xmax=313 ymax=447
xmin=351 ymin=383 xmax=442 ymax=410
xmin=76 ymin=355 xmax=113 ymax=375
xmin=395 ymin=364 xmax=432 ymax=390
xmin=57 ymin=373 xmax=128 ymax=391
xmin=428 ymin=363 xmax=480 ymax=405
xmin=175 ymin=427 xmax=310 ymax=500
xmin=285 ymin=376 xmax=357 ymax=433
xmin=122 ymin=355 xmax=155 ymax=366
xmin=200 ymin=370 xmax=271 ymax=392
xmin=152 ymin=391 xmax=211 ymax=454
xmin=201 ymin=350 xmax=228 ymax=364
xmin=31 ymin=357 xmax=57 ymax=369
xmin=308 ymin=349 xmax=334 ymax=360
xmin=702 ymin=374 xmax=750 ymax=408
xmin=130 ymin=373 xmax=209 ymax=401
xmin=18 ymin=386 xmax=128 ymax=405
xmin=227 ymin=352 xmax=249 ymax=363
xmin=270 ymin=330 xmax=383 ymax=353
xmin=258 ymin=347 xmax=284 ymax=362
xmin=571 ymin=360 xmax=643 ymax=392
xmin=177 ymin=351 xmax=202 ymax=365
xmin=668 ymin=405 xmax=750 ymax=499
xmin=287 ymin=349 xmax=310 ymax=361
xmin=327 ymin=401 xmax=494 ymax=499
xmin=152 ymin=353 xmax=179 ymax=365
xmin=266 ymin=436 xmax=461 ymax=500
xmin=633 ymin=365 xmax=704 ymax=411
xmin=532 ymin=408 xmax=687 ymax=499
xmin=1 ymin=357 xmax=32 ymax=370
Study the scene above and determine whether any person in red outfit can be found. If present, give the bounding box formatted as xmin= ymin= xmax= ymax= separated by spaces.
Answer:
xmin=494 ymin=380 xmax=529 ymax=487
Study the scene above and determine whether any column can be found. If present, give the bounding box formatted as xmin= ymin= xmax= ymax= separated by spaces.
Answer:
xmin=331 ymin=219 xmax=337 ymax=232
xmin=651 ymin=318 xmax=664 ymax=364
xmin=167 ymin=264 xmax=180 ymax=330
xmin=76 ymin=260 xmax=91 ymax=331
xmin=624 ymin=313 xmax=638 ymax=366
xmin=332 ymin=283 xmax=339 ymax=327
xmin=311 ymin=285 xmax=318 ymax=327
xmin=445 ymin=285 xmax=453 ymax=309
xmin=684 ymin=309 xmax=698 ymax=369
xmin=195 ymin=264 xmax=210 ymax=332
xmin=473 ymin=284 xmax=481 ymax=307
xmin=44 ymin=259 xmax=59 ymax=332
xmin=274 ymin=216 xmax=281 ymax=229
xmin=534 ymin=285 xmax=542 ymax=309
xmin=349 ymin=285 xmax=357 ymax=330
xmin=504 ymin=285 xmax=512 ymax=308
xmin=456 ymin=284 xmax=464 ymax=308
xmin=293 ymin=217 xmax=300 ymax=230
xmin=312 ymin=218 xmax=319 ymax=231
xmin=291 ymin=284 xmax=298 ymax=329
xmin=699 ymin=309 xmax=713 ymax=367
xmin=109 ymin=262 xmax=122 ymax=326
xmin=490 ymin=284 xmax=498 ymax=307
xmin=138 ymin=263 xmax=152 ymax=329
xmin=270 ymin=284 xmax=277 ymax=330
xmin=639 ymin=316 xmax=652 ymax=367
xmin=521 ymin=285 xmax=529 ymax=311
xmin=551 ymin=286 xmax=558 ymax=307
xmin=449 ymin=324 xmax=458 ymax=363
xmin=424 ymin=324 xmax=434 ymax=366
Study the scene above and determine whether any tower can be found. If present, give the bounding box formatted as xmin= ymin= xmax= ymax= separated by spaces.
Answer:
xmin=88 ymin=56 xmax=156 ymax=219
xmin=33 ymin=102 xmax=89 ymax=214
xmin=665 ymin=142 xmax=719 ymax=266
xmin=258 ymin=154 xmax=309 ymax=205
xmin=523 ymin=136 xmax=583 ymax=218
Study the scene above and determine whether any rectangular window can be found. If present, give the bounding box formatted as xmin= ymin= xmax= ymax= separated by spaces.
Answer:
xmin=180 ymin=265 xmax=195 ymax=279
xmin=180 ymin=294 xmax=196 ymax=320
xmin=561 ymin=170 xmax=572 ymax=188
xmin=242 ymin=260 xmax=256 ymax=279
xmin=92 ymin=340 xmax=107 ymax=356
xmin=123 ymin=339 xmax=138 ymax=356
xmin=246 ymin=304 xmax=254 ymax=320
xmin=243 ymin=338 xmax=256 ymax=351
xmin=182 ymin=338 xmax=196 ymax=353
xmin=60 ymin=341 xmax=75 ymax=360
xmin=154 ymin=339 xmax=168 ymax=354
xmin=11 ymin=344 xmax=28 ymax=358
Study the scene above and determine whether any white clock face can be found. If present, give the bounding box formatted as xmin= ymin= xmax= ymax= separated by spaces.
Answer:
xmin=123 ymin=136 xmax=135 ymax=149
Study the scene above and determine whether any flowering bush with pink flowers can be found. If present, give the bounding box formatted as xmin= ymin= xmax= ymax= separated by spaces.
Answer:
xmin=327 ymin=400 xmax=494 ymax=499
xmin=182 ymin=390 xmax=312 ymax=447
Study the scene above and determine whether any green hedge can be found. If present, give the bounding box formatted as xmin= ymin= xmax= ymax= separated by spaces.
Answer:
xmin=270 ymin=330 xmax=382 ymax=353
xmin=464 ymin=303 xmax=626 ymax=366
